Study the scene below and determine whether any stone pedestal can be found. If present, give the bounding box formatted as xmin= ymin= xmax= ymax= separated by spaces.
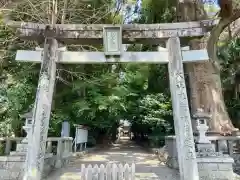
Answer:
xmin=197 ymin=143 xmax=234 ymax=180
xmin=197 ymin=156 xmax=234 ymax=180
xmin=0 ymin=141 xmax=53 ymax=180
xmin=165 ymin=137 xmax=235 ymax=180
xmin=194 ymin=109 xmax=234 ymax=180
xmin=165 ymin=136 xmax=179 ymax=169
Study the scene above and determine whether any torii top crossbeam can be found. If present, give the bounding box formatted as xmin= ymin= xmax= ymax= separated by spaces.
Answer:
xmin=6 ymin=19 xmax=218 ymax=44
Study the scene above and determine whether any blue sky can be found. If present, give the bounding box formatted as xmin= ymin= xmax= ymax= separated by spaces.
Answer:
xmin=203 ymin=0 xmax=218 ymax=4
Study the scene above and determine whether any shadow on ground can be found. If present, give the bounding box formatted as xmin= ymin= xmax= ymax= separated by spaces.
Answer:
xmin=46 ymin=138 xmax=180 ymax=180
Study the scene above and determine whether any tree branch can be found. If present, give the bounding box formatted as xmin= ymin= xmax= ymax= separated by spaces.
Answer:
xmin=207 ymin=10 xmax=240 ymax=72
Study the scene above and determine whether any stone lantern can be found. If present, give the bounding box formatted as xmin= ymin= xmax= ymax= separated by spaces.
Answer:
xmin=20 ymin=110 xmax=33 ymax=143
xmin=193 ymin=108 xmax=217 ymax=154
xmin=193 ymin=109 xmax=235 ymax=180
xmin=193 ymin=108 xmax=211 ymax=144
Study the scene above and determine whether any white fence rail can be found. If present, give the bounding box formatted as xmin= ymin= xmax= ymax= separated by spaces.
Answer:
xmin=80 ymin=163 xmax=135 ymax=180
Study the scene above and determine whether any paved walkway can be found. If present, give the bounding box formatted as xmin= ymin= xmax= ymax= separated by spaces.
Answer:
xmin=46 ymin=138 xmax=180 ymax=180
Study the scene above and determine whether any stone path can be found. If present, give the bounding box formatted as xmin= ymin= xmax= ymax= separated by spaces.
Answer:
xmin=46 ymin=138 xmax=180 ymax=180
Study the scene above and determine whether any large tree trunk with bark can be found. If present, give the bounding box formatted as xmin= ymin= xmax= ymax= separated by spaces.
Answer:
xmin=178 ymin=0 xmax=238 ymax=134
xmin=188 ymin=40 xmax=236 ymax=134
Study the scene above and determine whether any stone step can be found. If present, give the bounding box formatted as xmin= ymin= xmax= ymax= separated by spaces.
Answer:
xmin=0 ymin=155 xmax=26 ymax=162
xmin=10 ymin=152 xmax=26 ymax=156
xmin=0 ymin=169 xmax=23 ymax=180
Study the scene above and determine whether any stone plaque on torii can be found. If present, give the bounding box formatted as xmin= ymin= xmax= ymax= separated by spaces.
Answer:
xmin=7 ymin=18 xmax=217 ymax=180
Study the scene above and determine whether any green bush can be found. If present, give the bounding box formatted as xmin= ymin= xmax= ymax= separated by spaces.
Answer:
xmin=0 ymin=143 xmax=4 ymax=155
xmin=148 ymin=135 xmax=165 ymax=148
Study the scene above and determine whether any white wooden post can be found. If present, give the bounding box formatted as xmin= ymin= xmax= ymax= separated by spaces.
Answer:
xmin=167 ymin=37 xmax=199 ymax=180
xmin=79 ymin=163 xmax=135 ymax=180
xmin=23 ymin=31 xmax=58 ymax=180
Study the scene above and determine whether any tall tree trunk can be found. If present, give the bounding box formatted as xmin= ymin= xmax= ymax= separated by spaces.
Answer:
xmin=178 ymin=0 xmax=238 ymax=134
xmin=188 ymin=39 xmax=237 ymax=134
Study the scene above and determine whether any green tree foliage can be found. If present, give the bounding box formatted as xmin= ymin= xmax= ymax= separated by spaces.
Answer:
xmin=0 ymin=16 xmax=38 ymax=136
xmin=218 ymin=38 xmax=240 ymax=127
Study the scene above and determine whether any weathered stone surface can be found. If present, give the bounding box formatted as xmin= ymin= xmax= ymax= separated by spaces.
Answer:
xmin=167 ymin=37 xmax=198 ymax=180
xmin=23 ymin=37 xmax=58 ymax=180
xmin=5 ymin=19 xmax=219 ymax=44
xmin=165 ymin=136 xmax=179 ymax=169
xmin=16 ymin=143 xmax=28 ymax=152
xmin=0 ymin=154 xmax=54 ymax=180
xmin=165 ymin=135 xmax=235 ymax=180
xmin=196 ymin=143 xmax=216 ymax=153
xmin=16 ymin=50 xmax=209 ymax=64
xmin=166 ymin=157 xmax=179 ymax=169
xmin=197 ymin=160 xmax=234 ymax=180
xmin=0 ymin=169 xmax=22 ymax=180
xmin=232 ymin=153 xmax=240 ymax=174
xmin=218 ymin=163 xmax=234 ymax=171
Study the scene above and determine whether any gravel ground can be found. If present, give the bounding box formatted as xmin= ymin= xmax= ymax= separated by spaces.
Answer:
xmin=46 ymin=139 xmax=180 ymax=180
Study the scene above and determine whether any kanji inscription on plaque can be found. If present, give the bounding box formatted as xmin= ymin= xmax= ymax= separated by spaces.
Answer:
xmin=103 ymin=26 xmax=122 ymax=55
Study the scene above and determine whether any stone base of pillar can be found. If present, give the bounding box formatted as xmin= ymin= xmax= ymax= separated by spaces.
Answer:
xmin=0 ymin=154 xmax=53 ymax=180
xmin=196 ymin=142 xmax=234 ymax=179
xmin=166 ymin=156 xmax=179 ymax=169
xmin=197 ymin=157 xmax=234 ymax=180
xmin=165 ymin=136 xmax=178 ymax=169
xmin=165 ymin=135 xmax=235 ymax=180
xmin=0 ymin=141 xmax=54 ymax=180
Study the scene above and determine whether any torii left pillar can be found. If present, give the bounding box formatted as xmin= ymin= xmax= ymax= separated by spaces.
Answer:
xmin=23 ymin=26 xmax=58 ymax=180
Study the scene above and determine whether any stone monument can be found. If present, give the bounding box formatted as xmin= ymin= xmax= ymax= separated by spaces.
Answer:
xmin=61 ymin=120 xmax=70 ymax=137
xmin=194 ymin=108 xmax=234 ymax=180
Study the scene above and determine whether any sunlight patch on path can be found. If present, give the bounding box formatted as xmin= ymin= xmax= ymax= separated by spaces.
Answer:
xmin=59 ymin=172 xmax=159 ymax=180
xmin=46 ymin=140 xmax=180 ymax=180
xmin=60 ymin=172 xmax=81 ymax=180
xmin=133 ymin=153 xmax=150 ymax=157
xmin=136 ymin=157 xmax=145 ymax=160
xmin=136 ymin=159 xmax=160 ymax=167
xmin=135 ymin=173 xmax=159 ymax=180
xmin=81 ymin=155 xmax=108 ymax=162
xmin=106 ymin=152 xmax=128 ymax=155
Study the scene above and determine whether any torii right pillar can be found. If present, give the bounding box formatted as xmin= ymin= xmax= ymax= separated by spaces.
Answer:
xmin=167 ymin=37 xmax=199 ymax=180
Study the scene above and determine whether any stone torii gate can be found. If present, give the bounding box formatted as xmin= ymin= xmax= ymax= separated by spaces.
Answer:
xmin=8 ymin=19 xmax=217 ymax=180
